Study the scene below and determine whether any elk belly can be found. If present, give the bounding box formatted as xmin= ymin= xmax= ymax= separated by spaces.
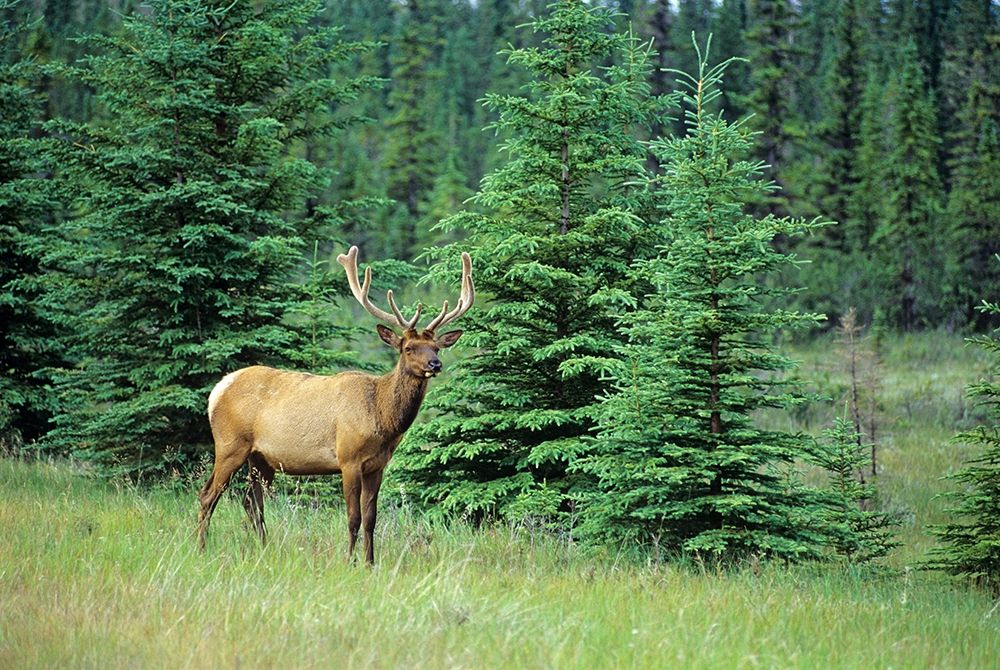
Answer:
xmin=253 ymin=434 xmax=341 ymax=476
xmin=253 ymin=408 xmax=340 ymax=475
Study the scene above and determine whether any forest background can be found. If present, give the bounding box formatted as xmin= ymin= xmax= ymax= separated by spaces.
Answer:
xmin=5 ymin=0 xmax=997 ymax=334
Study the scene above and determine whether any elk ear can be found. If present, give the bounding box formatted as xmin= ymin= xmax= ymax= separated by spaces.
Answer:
xmin=376 ymin=324 xmax=401 ymax=349
xmin=436 ymin=329 xmax=463 ymax=348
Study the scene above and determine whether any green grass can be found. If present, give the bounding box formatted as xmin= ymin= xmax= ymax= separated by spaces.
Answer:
xmin=2 ymin=332 xmax=999 ymax=669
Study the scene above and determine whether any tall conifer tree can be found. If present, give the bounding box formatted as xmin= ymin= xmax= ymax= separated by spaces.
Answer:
xmin=942 ymin=6 xmax=999 ymax=328
xmin=38 ymin=0 xmax=377 ymax=476
xmin=0 ymin=6 xmax=62 ymax=447
xmin=572 ymin=44 xmax=829 ymax=560
xmin=383 ymin=0 xmax=447 ymax=259
xmin=815 ymin=0 xmax=864 ymax=244
xmin=850 ymin=64 xmax=888 ymax=259
xmin=645 ymin=0 xmax=677 ymax=147
xmin=947 ymin=74 xmax=1000 ymax=329
xmin=393 ymin=0 xmax=666 ymax=521
xmin=796 ymin=0 xmax=870 ymax=323
xmin=876 ymin=38 xmax=944 ymax=331
xmin=795 ymin=0 xmax=837 ymax=125
xmin=745 ymin=0 xmax=800 ymax=216
xmin=713 ymin=0 xmax=750 ymax=122
xmin=938 ymin=0 xmax=997 ymax=188
xmin=671 ymin=0 xmax=713 ymax=79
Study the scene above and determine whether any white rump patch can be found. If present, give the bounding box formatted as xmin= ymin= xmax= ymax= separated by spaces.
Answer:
xmin=208 ymin=370 xmax=243 ymax=418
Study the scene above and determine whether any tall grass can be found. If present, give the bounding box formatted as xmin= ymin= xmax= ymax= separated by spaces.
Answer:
xmin=2 ymin=332 xmax=998 ymax=669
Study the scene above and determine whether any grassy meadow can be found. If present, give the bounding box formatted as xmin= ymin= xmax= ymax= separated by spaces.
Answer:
xmin=2 ymin=332 xmax=999 ymax=669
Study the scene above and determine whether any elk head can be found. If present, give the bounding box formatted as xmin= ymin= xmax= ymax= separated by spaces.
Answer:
xmin=336 ymin=246 xmax=474 ymax=379
xmin=375 ymin=326 xmax=464 ymax=379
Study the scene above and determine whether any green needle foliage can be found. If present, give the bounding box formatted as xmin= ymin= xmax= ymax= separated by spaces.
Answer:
xmin=814 ymin=0 xmax=863 ymax=247
xmin=393 ymin=0 xmax=669 ymax=522
xmin=744 ymin=0 xmax=801 ymax=216
xmin=35 ymin=0 xmax=378 ymax=478
xmin=572 ymin=41 xmax=831 ymax=562
xmin=875 ymin=38 xmax=944 ymax=331
xmin=928 ymin=296 xmax=1000 ymax=592
xmin=0 ymin=5 xmax=62 ymax=449
xmin=814 ymin=418 xmax=899 ymax=564
xmin=383 ymin=0 xmax=447 ymax=258
xmin=946 ymin=52 xmax=1000 ymax=330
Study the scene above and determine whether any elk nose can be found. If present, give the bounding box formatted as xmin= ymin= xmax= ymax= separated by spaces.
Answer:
xmin=428 ymin=359 xmax=442 ymax=373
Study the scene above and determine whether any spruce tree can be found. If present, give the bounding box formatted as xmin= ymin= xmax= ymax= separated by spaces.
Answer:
xmin=640 ymin=0 xmax=681 ymax=167
xmin=37 ymin=0 xmax=377 ymax=477
xmin=467 ymin=0 xmax=534 ymax=183
xmin=571 ymin=43 xmax=830 ymax=561
xmin=670 ymin=0 xmax=713 ymax=80
xmin=815 ymin=418 xmax=899 ymax=564
xmin=794 ymin=0 xmax=870 ymax=324
xmin=815 ymin=0 xmax=864 ymax=245
xmin=745 ymin=0 xmax=801 ymax=216
xmin=928 ymin=296 xmax=1000 ymax=592
xmin=416 ymin=149 xmax=473 ymax=248
xmin=712 ymin=0 xmax=750 ymax=123
xmin=938 ymin=0 xmax=997 ymax=189
xmin=383 ymin=0 xmax=447 ymax=259
xmin=875 ymin=38 xmax=944 ymax=331
xmin=0 ymin=5 xmax=62 ymax=448
xmin=795 ymin=0 xmax=837 ymax=126
xmin=393 ymin=0 xmax=665 ymax=521
xmin=945 ymin=34 xmax=1000 ymax=330
xmin=850 ymin=64 xmax=889 ymax=259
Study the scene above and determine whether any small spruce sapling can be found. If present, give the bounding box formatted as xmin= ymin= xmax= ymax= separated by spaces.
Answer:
xmin=928 ymin=293 xmax=1000 ymax=592
xmin=836 ymin=307 xmax=884 ymax=479
xmin=815 ymin=417 xmax=900 ymax=563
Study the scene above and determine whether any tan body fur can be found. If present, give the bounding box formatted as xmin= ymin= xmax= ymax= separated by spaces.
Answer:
xmin=208 ymin=365 xmax=423 ymax=476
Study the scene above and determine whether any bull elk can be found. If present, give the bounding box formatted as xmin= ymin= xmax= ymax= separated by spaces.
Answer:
xmin=196 ymin=246 xmax=474 ymax=564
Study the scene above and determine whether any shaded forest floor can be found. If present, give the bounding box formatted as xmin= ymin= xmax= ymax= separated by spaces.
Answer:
xmin=2 ymin=332 xmax=998 ymax=669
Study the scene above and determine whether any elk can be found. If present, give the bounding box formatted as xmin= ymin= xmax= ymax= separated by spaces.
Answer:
xmin=196 ymin=246 xmax=473 ymax=564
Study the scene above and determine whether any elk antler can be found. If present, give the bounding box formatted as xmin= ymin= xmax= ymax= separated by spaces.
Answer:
xmin=337 ymin=246 xmax=422 ymax=330
xmin=423 ymin=252 xmax=474 ymax=332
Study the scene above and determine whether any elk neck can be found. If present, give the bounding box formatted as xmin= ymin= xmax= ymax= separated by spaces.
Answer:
xmin=373 ymin=358 xmax=430 ymax=436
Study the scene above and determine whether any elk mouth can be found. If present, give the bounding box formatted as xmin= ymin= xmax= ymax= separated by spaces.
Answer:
xmin=423 ymin=371 xmax=438 ymax=378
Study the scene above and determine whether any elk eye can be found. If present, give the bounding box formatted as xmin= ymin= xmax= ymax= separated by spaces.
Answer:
xmin=404 ymin=346 xmax=413 ymax=354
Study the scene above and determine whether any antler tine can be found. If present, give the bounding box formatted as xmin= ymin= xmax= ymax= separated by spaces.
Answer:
xmin=388 ymin=290 xmax=422 ymax=330
xmin=423 ymin=300 xmax=451 ymax=333
xmin=423 ymin=252 xmax=475 ymax=332
xmin=336 ymin=245 xmax=413 ymax=329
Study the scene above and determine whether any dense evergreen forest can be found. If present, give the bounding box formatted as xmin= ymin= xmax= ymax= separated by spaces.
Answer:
xmin=1 ymin=0 xmax=998 ymax=570
xmin=6 ymin=1 xmax=998 ymax=325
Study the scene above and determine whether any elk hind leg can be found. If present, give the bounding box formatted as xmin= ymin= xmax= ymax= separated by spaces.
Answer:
xmin=197 ymin=437 xmax=251 ymax=551
xmin=242 ymin=454 xmax=274 ymax=546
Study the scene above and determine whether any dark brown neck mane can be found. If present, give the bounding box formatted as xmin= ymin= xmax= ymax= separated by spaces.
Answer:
xmin=374 ymin=359 xmax=429 ymax=436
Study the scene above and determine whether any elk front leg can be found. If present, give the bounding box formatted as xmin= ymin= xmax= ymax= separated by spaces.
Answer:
xmin=342 ymin=466 xmax=363 ymax=561
xmin=361 ymin=469 xmax=384 ymax=566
